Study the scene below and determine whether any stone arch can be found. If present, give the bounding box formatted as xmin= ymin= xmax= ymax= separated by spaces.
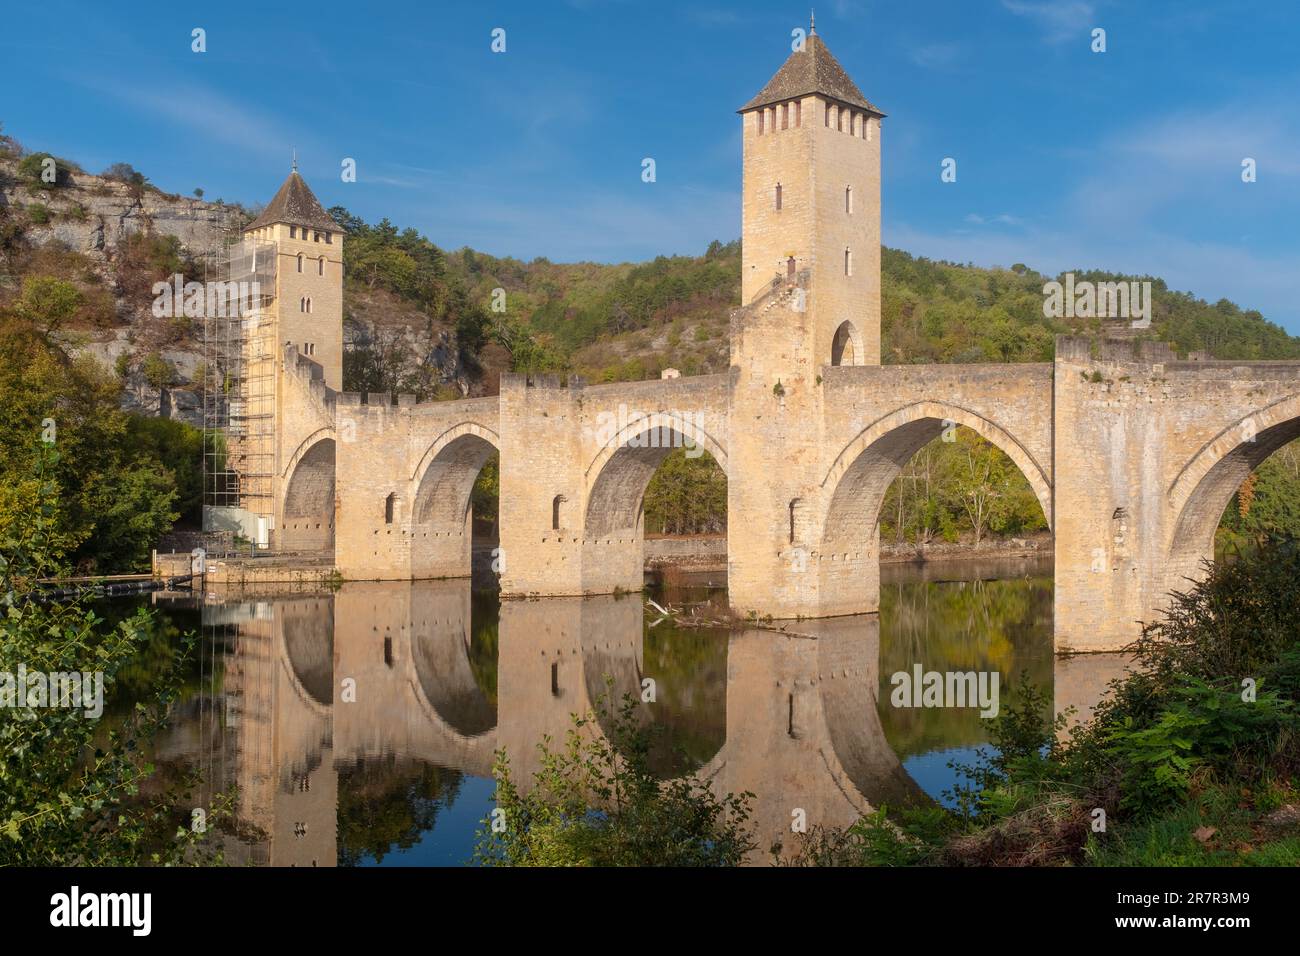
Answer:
xmin=282 ymin=436 xmax=336 ymax=551
xmin=409 ymin=422 xmax=499 ymax=579
xmin=584 ymin=411 xmax=728 ymax=539
xmin=820 ymin=401 xmax=1053 ymax=540
xmin=831 ymin=320 xmax=864 ymax=367
xmin=410 ymin=422 xmax=499 ymax=530
xmin=1166 ymin=393 xmax=1300 ymax=586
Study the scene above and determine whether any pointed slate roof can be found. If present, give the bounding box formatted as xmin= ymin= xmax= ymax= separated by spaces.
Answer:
xmin=246 ymin=170 xmax=340 ymax=232
xmin=740 ymin=33 xmax=885 ymax=116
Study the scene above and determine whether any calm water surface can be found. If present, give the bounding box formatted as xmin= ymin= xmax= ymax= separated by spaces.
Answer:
xmin=107 ymin=556 xmax=1124 ymax=865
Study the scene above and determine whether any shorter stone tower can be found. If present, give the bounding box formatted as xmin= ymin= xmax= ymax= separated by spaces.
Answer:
xmin=242 ymin=166 xmax=344 ymax=390
xmin=239 ymin=167 xmax=342 ymax=549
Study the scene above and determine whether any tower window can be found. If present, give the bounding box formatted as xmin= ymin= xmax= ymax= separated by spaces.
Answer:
xmin=781 ymin=103 xmax=788 ymax=130
xmin=837 ymin=107 xmax=844 ymax=132
xmin=306 ymin=297 xmax=312 ymax=313
xmin=794 ymin=100 xmax=801 ymax=127
xmin=824 ymin=101 xmax=831 ymax=127
xmin=325 ymin=232 xmax=333 ymax=244
xmin=864 ymin=116 xmax=871 ymax=140
xmin=552 ymin=494 xmax=566 ymax=530
xmin=297 ymin=253 xmax=303 ymax=273
xmin=318 ymin=256 xmax=325 ymax=276
xmin=845 ymin=186 xmax=853 ymax=214
xmin=757 ymin=110 xmax=764 ymax=134
xmin=299 ymin=296 xmax=306 ymax=313
xmin=290 ymin=226 xmax=297 ymax=239
xmin=775 ymin=183 xmax=782 ymax=210
xmin=384 ymin=493 xmax=396 ymax=524
xmin=844 ymin=248 xmax=853 ymax=276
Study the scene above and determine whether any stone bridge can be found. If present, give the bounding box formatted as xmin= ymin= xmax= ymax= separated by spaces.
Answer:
xmin=270 ymin=324 xmax=1300 ymax=651
xmin=228 ymin=28 xmax=1300 ymax=652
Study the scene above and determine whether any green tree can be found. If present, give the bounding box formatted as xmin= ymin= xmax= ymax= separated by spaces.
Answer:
xmin=15 ymin=275 xmax=81 ymax=335
xmin=141 ymin=352 xmax=174 ymax=390
xmin=0 ymin=314 xmax=180 ymax=572
xmin=0 ymin=445 xmax=226 ymax=865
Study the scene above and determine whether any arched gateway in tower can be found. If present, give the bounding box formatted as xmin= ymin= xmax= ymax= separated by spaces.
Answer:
xmin=204 ymin=30 xmax=1300 ymax=653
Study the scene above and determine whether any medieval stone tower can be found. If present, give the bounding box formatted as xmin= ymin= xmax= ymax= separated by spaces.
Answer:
xmin=241 ymin=167 xmax=343 ymax=551
xmin=737 ymin=23 xmax=885 ymax=369
xmin=726 ymin=26 xmax=887 ymax=618
xmin=243 ymin=166 xmax=344 ymax=390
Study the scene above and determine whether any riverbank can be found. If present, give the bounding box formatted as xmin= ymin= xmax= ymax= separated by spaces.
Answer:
xmin=644 ymin=531 xmax=1053 ymax=574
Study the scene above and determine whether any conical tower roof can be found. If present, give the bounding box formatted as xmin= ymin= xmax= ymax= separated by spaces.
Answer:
xmin=740 ymin=32 xmax=884 ymax=116
xmin=246 ymin=169 xmax=339 ymax=232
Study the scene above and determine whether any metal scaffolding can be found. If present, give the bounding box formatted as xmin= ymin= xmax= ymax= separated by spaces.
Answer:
xmin=202 ymin=237 xmax=278 ymax=542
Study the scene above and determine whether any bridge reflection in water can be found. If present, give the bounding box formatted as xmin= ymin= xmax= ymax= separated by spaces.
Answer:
xmin=176 ymin=576 xmax=1125 ymax=866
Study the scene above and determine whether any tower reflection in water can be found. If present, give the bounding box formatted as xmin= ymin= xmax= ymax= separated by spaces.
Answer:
xmin=178 ymin=579 xmax=1121 ymax=866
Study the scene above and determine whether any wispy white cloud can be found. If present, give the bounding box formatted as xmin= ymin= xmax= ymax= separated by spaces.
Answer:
xmin=827 ymin=0 xmax=866 ymax=19
xmin=84 ymin=77 xmax=319 ymax=163
xmin=686 ymin=8 xmax=744 ymax=27
xmin=965 ymin=212 xmax=1025 ymax=227
xmin=415 ymin=180 xmax=738 ymax=264
xmin=889 ymin=217 xmax=1297 ymax=324
xmin=909 ymin=42 xmax=964 ymax=70
xmin=890 ymin=89 xmax=1300 ymax=328
xmin=1001 ymin=0 xmax=1096 ymax=44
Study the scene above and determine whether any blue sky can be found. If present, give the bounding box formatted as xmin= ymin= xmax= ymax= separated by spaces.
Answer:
xmin=3 ymin=0 xmax=1299 ymax=330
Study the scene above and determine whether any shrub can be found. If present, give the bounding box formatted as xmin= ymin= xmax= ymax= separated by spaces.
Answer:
xmin=101 ymin=162 xmax=146 ymax=187
xmin=16 ymin=152 xmax=73 ymax=189
xmin=141 ymin=352 xmax=174 ymax=390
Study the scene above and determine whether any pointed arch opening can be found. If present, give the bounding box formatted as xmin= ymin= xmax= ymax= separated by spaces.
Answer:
xmin=818 ymin=406 xmax=1052 ymax=617
xmin=410 ymin=429 xmax=499 ymax=582
xmin=1167 ymin=408 xmax=1300 ymax=591
xmin=583 ymin=414 xmax=728 ymax=594
xmin=831 ymin=320 xmax=864 ymax=367
xmin=282 ymin=438 xmax=336 ymax=553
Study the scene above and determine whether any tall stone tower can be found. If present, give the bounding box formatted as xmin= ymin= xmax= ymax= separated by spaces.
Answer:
xmin=727 ymin=26 xmax=886 ymax=618
xmin=737 ymin=22 xmax=884 ymax=367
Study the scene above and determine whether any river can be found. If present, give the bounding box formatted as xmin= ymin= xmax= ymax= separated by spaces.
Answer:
xmin=101 ymin=555 xmax=1129 ymax=865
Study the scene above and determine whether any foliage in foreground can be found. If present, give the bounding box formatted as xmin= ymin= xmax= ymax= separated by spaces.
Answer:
xmin=475 ymin=692 xmax=755 ymax=866
xmin=0 ymin=445 xmax=226 ymax=865
xmin=778 ymin=539 xmax=1300 ymax=866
